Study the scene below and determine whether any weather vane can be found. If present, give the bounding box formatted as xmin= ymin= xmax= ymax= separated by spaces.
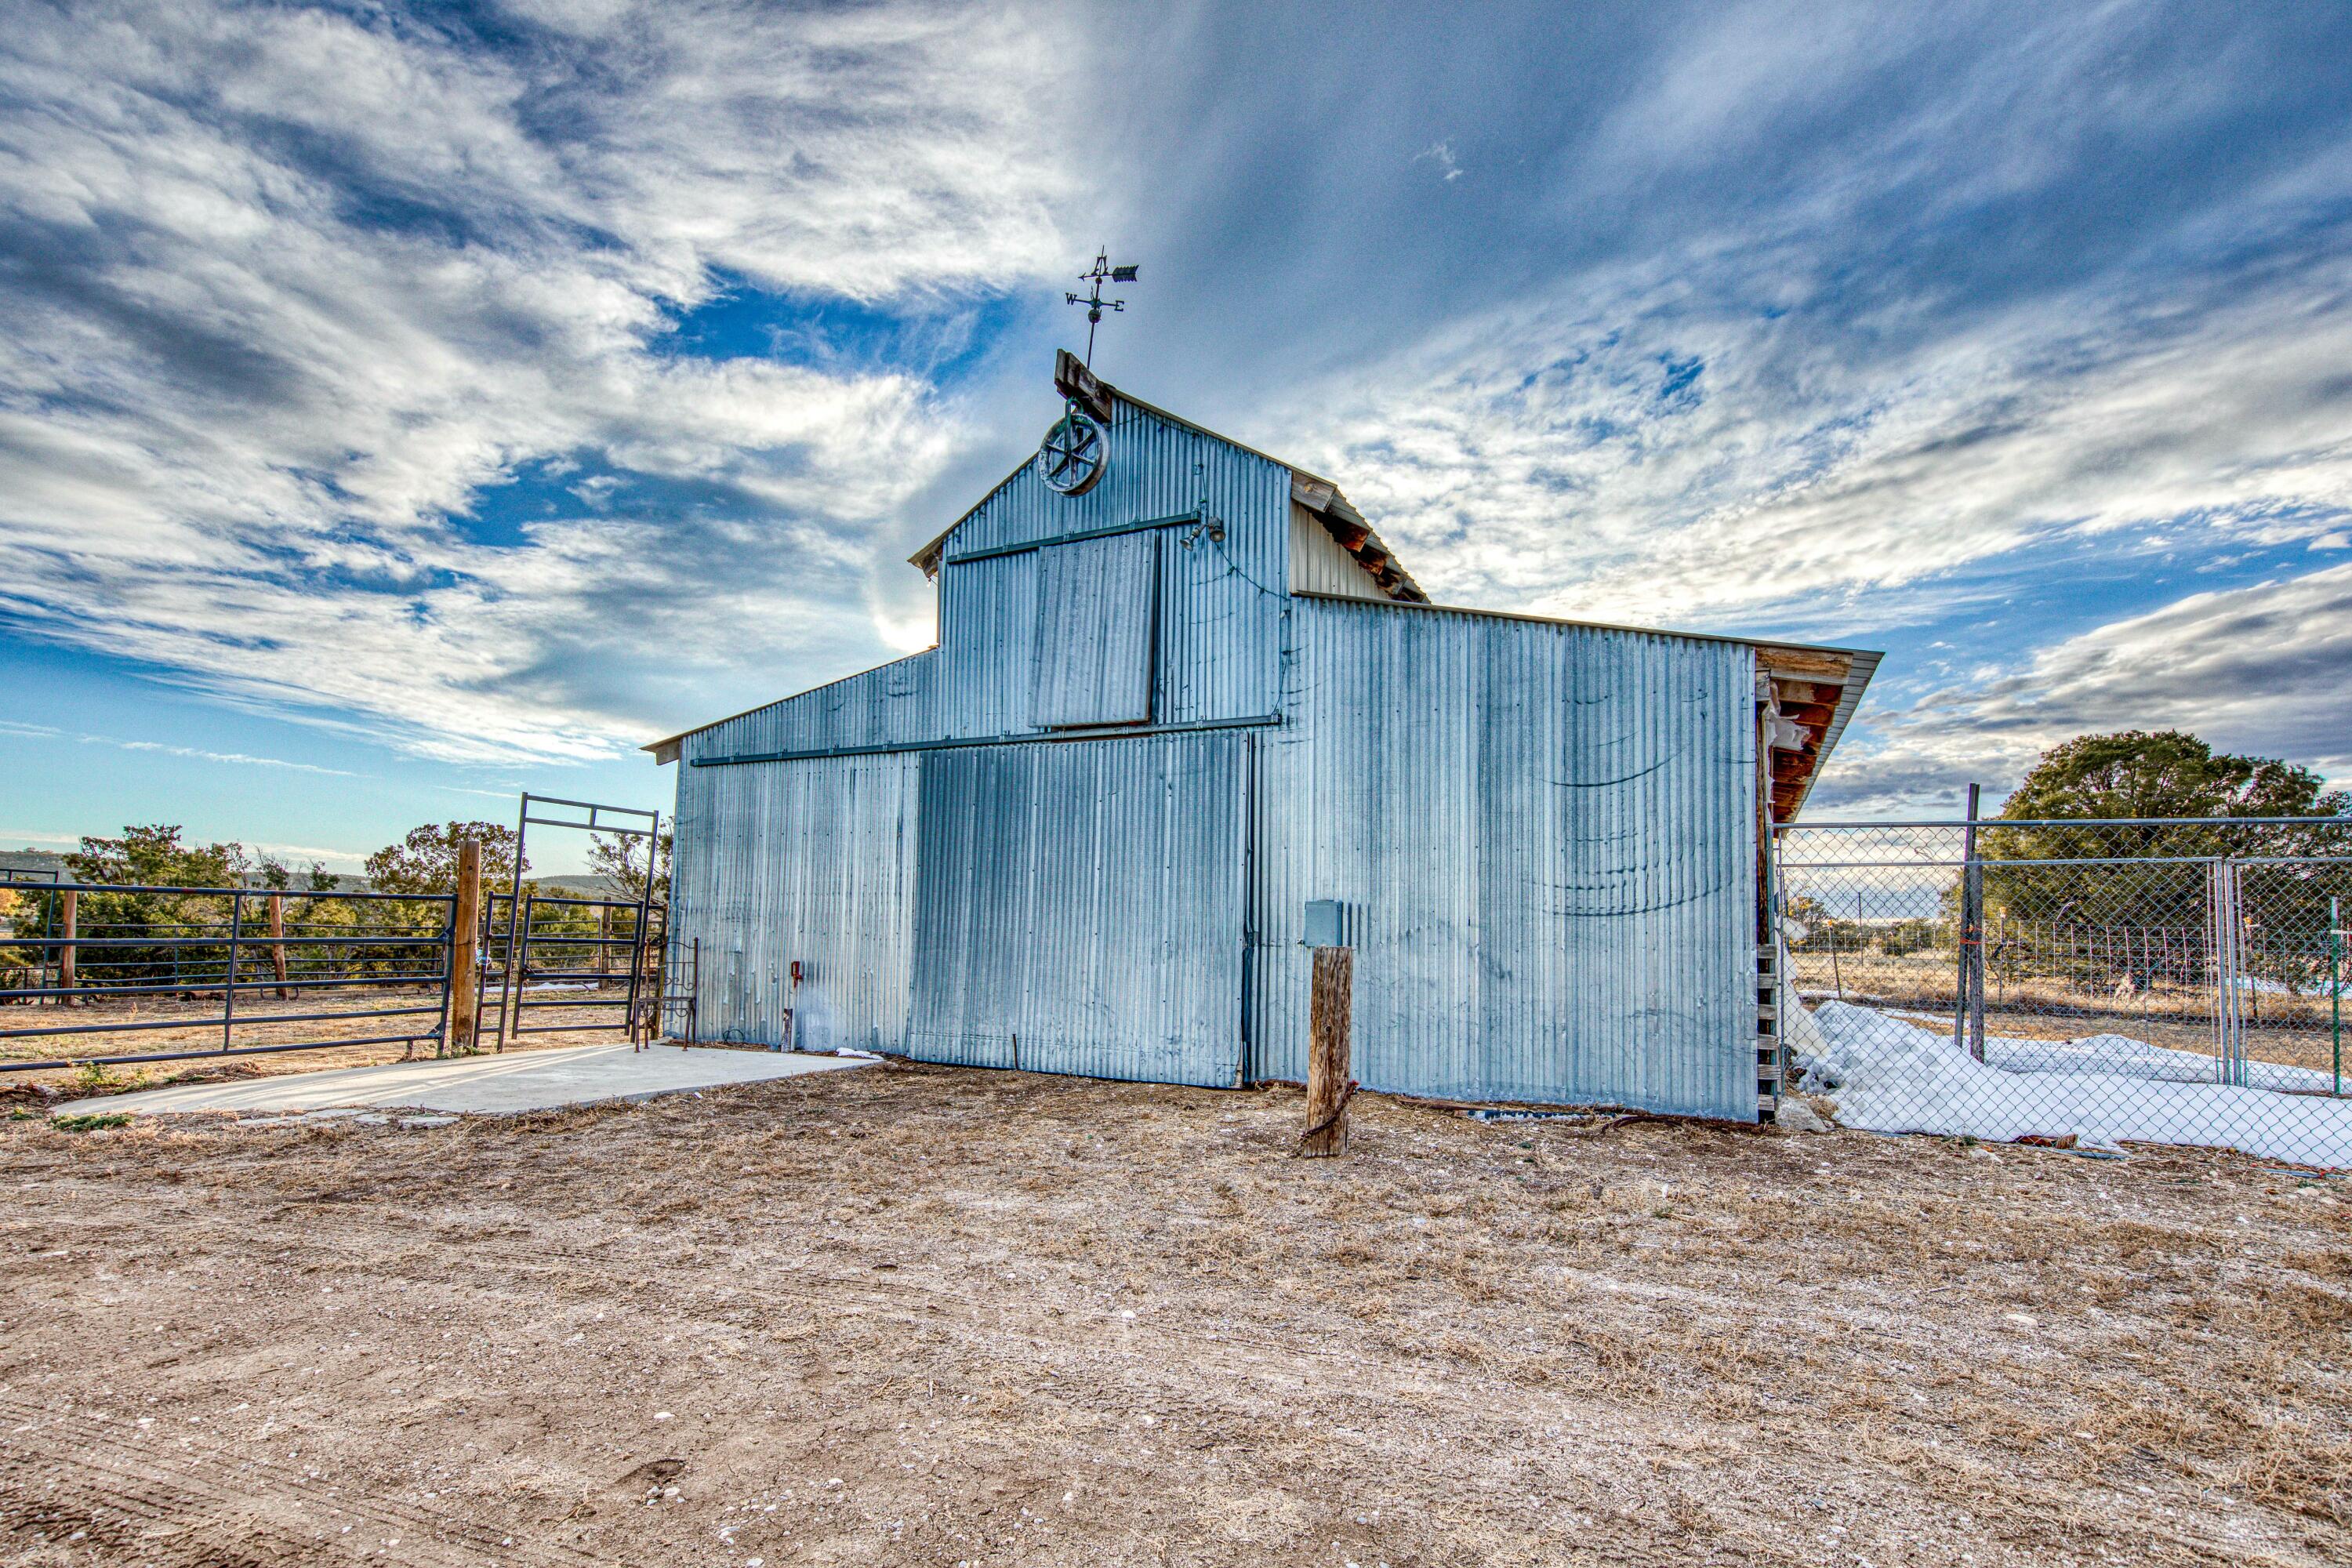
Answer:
xmin=1065 ymin=249 xmax=1138 ymax=367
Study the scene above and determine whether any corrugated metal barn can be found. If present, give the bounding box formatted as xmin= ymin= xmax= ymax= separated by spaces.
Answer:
xmin=650 ymin=354 xmax=1879 ymax=1120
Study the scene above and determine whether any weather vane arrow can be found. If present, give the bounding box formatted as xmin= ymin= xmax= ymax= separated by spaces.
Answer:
xmin=1065 ymin=249 xmax=1138 ymax=368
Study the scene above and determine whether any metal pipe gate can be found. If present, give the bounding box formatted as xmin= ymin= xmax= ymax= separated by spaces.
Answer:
xmin=1 ymin=883 xmax=458 ymax=1072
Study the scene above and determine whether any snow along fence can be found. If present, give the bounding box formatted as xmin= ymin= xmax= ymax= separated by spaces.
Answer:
xmin=1773 ymin=815 xmax=2352 ymax=1167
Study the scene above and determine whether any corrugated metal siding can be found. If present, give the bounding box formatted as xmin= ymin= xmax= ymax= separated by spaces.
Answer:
xmin=680 ymin=401 xmax=1290 ymax=763
xmin=941 ymin=402 xmax=1289 ymax=730
xmin=906 ymin=731 xmax=1248 ymax=1087
xmin=668 ymin=751 xmax=918 ymax=1051
xmin=1030 ymin=531 xmax=1158 ymax=726
xmin=683 ymin=651 xmax=942 ymax=764
xmin=666 ymin=395 xmax=1766 ymax=1117
xmin=1289 ymin=501 xmax=1385 ymax=601
xmin=1249 ymin=599 xmax=1758 ymax=1116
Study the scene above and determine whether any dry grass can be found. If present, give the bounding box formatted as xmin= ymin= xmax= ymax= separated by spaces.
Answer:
xmin=0 ymin=986 xmax=633 ymax=1096
xmin=2 ymin=1063 xmax=2348 ymax=1566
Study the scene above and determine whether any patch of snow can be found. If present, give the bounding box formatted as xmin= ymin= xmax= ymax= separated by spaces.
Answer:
xmin=2230 ymin=975 xmax=2347 ymax=998
xmin=1985 ymin=1032 xmax=2337 ymax=1095
xmin=1795 ymin=1000 xmax=2352 ymax=1168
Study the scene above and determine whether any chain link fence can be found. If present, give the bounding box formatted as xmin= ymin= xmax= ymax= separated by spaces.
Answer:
xmin=1773 ymin=817 xmax=2352 ymax=1168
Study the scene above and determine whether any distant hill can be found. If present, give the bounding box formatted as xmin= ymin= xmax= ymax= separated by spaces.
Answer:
xmin=535 ymin=875 xmax=633 ymax=900
xmin=0 ymin=850 xmax=72 ymax=884
xmin=1 ymin=850 xmax=630 ymax=900
xmin=238 ymin=871 xmax=372 ymax=891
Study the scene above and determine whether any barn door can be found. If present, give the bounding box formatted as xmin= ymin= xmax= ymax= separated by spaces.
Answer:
xmin=905 ymin=731 xmax=1248 ymax=1087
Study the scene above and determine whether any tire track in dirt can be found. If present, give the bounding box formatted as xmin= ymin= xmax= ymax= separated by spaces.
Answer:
xmin=9 ymin=1213 xmax=1638 ymax=1559
xmin=267 ymin=1218 xmax=1486 ymax=1410
xmin=16 ymin=1189 xmax=1459 ymax=1407
xmin=0 ymin=1393 xmax=610 ymax=1568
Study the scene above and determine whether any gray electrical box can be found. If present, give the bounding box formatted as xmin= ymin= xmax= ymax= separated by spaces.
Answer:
xmin=1303 ymin=899 xmax=1349 ymax=949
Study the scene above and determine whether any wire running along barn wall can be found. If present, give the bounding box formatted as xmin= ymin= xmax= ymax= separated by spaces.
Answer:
xmin=677 ymin=401 xmax=1293 ymax=764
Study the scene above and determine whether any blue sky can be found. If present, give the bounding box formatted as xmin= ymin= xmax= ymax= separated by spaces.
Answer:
xmin=4 ymin=1 xmax=2350 ymax=873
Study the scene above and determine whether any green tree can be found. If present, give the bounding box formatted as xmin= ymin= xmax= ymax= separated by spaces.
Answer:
xmin=1998 ymin=730 xmax=2345 ymax=829
xmin=57 ymin=826 xmax=254 ymax=987
xmin=1974 ymin=731 xmax=2350 ymax=946
xmin=365 ymin=822 xmax=528 ymax=896
xmin=66 ymin=824 xmax=249 ymax=887
xmin=587 ymin=827 xmax=670 ymax=905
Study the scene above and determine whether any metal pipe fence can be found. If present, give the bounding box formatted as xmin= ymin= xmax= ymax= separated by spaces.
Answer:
xmin=0 ymin=883 xmax=456 ymax=1072
xmin=1773 ymin=816 xmax=2352 ymax=1167
xmin=473 ymin=890 xmax=664 ymax=1050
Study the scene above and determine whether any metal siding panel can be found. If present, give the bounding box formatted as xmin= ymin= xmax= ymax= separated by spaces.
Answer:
xmin=666 ymin=751 xmax=917 ymax=1052
xmin=684 ymin=651 xmax=942 ymax=765
xmin=685 ymin=401 xmax=1288 ymax=765
xmin=939 ymin=550 xmax=1036 ymax=738
xmin=1289 ymin=501 xmax=1385 ymax=600
xmin=1251 ymin=599 xmax=1756 ymax=1116
xmin=944 ymin=403 xmax=1288 ymax=730
xmin=1030 ymin=531 xmax=1157 ymax=726
xmin=907 ymin=732 xmax=1247 ymax=1087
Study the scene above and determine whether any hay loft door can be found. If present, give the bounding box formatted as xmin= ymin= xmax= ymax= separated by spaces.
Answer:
xmin=1029 ymin=530 xmax=1157 ymax=728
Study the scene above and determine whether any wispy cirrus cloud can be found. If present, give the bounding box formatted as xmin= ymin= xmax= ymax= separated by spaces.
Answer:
xmin=105 ymin=739 xmax=356 ymax=777
xmin=1814 ymin=561 xmax=2352 ymax=812
xmin=0 ymin=0 xmax=1077 ymax=763
xmin=1174 ymin=0 xmax=2352 ymax=809
xmin=1269 ymin=1 xmax=2352 ymax=641
xmin=10 ymin=717 xmax=358 ymax=775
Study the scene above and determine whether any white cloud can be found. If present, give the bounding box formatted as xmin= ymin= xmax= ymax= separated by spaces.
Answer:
xmin=1817 ymin=564 xmax=2352 ymax=814
xmin=1270 ymin=2 xmax=2352 ymax=643
xmin=1414 ymin=141 xmax=1462 ymax=182
xmin=1285 ymin=223 xmax=2352 ymax=641
xmin=107 ymin=739 xmax=356 ymax=777
xmin=0 ymin=1 xmax=1076 ymax=763
xmin=1923 ymin=564 xmax=2352 ymax=771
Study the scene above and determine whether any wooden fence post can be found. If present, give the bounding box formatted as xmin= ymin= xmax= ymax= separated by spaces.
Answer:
xmin=1299 ymin=946 xmax=1355 ymax=1157
xmin=450 ymin=840 xmax=481 ymax=1054
xmin=269 ymin=891 xmax=289 ymax=999
xmin=57 ymin=889 xmax=76 ymax=1004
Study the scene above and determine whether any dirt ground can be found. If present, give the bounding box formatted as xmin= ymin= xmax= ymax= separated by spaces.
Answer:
xmin=3 ymin=1063 xmax=2349 ymax=1567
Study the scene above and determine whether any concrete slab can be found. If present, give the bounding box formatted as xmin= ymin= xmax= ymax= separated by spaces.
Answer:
xmin=58 ymin=1044 xmax=871 ymax=1118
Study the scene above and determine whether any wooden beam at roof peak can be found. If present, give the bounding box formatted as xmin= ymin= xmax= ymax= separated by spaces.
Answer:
xmin=1053 ymin=349 xmax=1115 ymax=422
xmin=1757 ymin=645 xmax=1854 ymax=681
